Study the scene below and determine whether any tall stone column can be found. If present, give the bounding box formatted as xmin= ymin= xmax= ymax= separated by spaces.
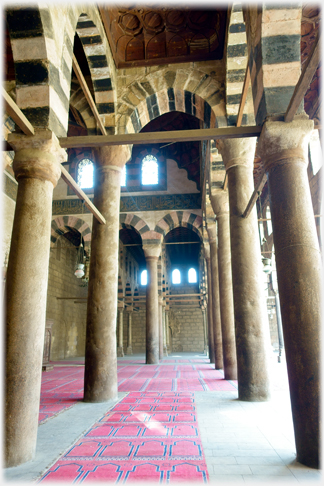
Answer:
xmin=84 ymin=144 xmax=131 ymax=402
xmin=117 ymin=306 xmax=124 ymax=357
xmin=258 ymin=118 xmax=321 ymax=469
xmin=126 ymin=309 xmax=133 ymax=355
xmin=143 ymin=244 xmax=161 ymax=364
xmin=201 ymin=306 xmax=208 ymax=354
xmin=217 ymin=137 xmax=271 ymax=401
xmin=158 ymin=295 xmax=163 ymax=359
xmin=204 ymin=246 xmax=215 ymax=364
xmin=165 ymin=310 xmax=170 ymax=352
xmin=207 ymin=225 xmax=223 ymax=370
xmin=5 ymin=130 xmax=65 ymax=467
xmin=162 ymin=304 xmax=168 ymax=356
xmin=210 ymin=190 xmax=237 ymax=380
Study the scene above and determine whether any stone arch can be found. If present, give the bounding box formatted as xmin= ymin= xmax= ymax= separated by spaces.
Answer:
xmin=154 ymin=211 xmax=203 ymax=241
xmin=6 ymin=6 xmax=117 ymax=137
xmin=244 ymin=4 xmax=303 ymax=125
xmin=119 ymin=214 xmax=150 ymax=240
xmin=74 ymin=12 xmax=116 ymax=135
xmin=125 ymin=88 xmax=217 ymax=134
xmin=50 ymin=216 xmax=91 ymax=249
xmin=226 ymin=2 xmax=255 ymax=127
xmin=6 ymin=6 xmax=70 ymax=136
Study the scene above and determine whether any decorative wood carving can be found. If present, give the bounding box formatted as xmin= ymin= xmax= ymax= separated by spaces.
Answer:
xmin=99 ymin=7 xmax=227 ymax=68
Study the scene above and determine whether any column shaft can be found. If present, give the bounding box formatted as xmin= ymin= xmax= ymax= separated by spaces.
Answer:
xmin=259 ymin=119 xmax=321 ymax=468
xmin=146 ymin=257 xmax=159 ymax=364
xmin=117 ymin=309 xmax=124 ymax=357
xmin=84 ymin=145 xmax=130 ymax=402
xmin=126 ymin=311 xmax=133 ymax=355
xmin=162 ymin=306 xmax=168 ymax=355
xmin=159 ymin=298 xmax=163 ymax=359
xmin=206 ymin=258 xmax=215 ymax=364
xmin=209 ymin=239 xmax=223 ymax=369
xmin=5 ymin=132 xmax=63 ymax=467
xmin=217 ymin=211 xmax=237 ymax=380
xmin=219 ymin=138 xmax=271 ymax=401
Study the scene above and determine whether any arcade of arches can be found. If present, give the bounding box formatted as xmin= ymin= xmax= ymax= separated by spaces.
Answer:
xmin=2 ymin=2 xmax=322 ymax=480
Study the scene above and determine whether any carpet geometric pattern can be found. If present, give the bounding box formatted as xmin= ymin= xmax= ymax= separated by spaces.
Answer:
xmin=38 ymin=392 xmax=209 ymax=483
xmin=39 ymin=358 xmax=238 ymax=424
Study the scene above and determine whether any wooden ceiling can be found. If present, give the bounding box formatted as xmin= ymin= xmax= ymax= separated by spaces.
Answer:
xmin=99 ymin=6 xmax=227 ymax=68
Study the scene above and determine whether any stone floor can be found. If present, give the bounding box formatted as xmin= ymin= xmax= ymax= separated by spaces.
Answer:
xmin=3 ymin=351 xmax=322 ymax=484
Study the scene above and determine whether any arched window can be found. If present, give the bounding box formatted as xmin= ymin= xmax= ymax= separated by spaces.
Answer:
xmin=121 ymin=165 xmax=126 ymax=187
xmin=172 ymin=269 xmax=181 ymax=284
xmin=142 ymin=155 xmax=158 ymax=185
xmin=141 ymin=269 xmax=147 ymax=286
xmin=188 ymin=268 xmax=197 ymax=283
xmin=77 ymin=158 xmax=94 ymax=189
xmin=266 ymin=206 xmax=272 ymax=236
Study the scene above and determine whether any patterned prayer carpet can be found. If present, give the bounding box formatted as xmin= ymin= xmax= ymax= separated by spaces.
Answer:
xmin=38 ymin=392 xmax=209 ymax=483
xmin=39 ymin=360 xmax=238 ymax=424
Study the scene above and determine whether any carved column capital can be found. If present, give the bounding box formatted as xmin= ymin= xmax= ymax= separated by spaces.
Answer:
xmin=216 ymin=137 xmax=257 ymax=171
xmin=143 ymin=243 xmax=162 ymax=260
xmin=8 ymin=129 xmax=65 ymax=187
xmin=257 ymin=118 xmax=313 ymax=173
xmin=95 ymin=144 xmax=132 ymax=169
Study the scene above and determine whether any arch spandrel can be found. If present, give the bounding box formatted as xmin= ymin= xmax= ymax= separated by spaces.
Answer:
xmin=51 ymin=216 xmax=91 ymax=249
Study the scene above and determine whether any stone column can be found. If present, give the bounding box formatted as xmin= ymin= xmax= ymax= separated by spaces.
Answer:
xmin=117 ymin=306 xmax=124 ymax=357
xmin=5 ymin=130 xmax=65 ymax=467
xmin=162 ymin=304 xmax=168 ymax=356
xmin=204 ymin=247 xmax=215 ymax=364
xmin=143 ymin=244 xmax=161 ymax=364
xmin=158 ymin=295 xmax=163 ymax=359
xmin=258 ymin=118 xmax=321 ymax=469
xmin=210 ymin=191 xmax=237 ymax=380
xmin=165 ymin=310 xmax=170 ymax=352
xmin=217 ymin=137 xmax=271 ymax=401
xmin=207 ymin=225 xmax=223 ymax=370
xmin=201 ymin=306 xmax=208 ymax=354
xmin=126 ymin=309 xmax=133 ymax=355
xmin=84 ymin=144 xmax=131 ymax=402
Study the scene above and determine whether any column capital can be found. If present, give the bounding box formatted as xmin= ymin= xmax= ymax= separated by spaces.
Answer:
xmin=257 ymin=118 xmax=313 ymax=173
xmin=8 ymin=129 xmax=66 ymax=187
xmin=216 ymin=137 xmax=257 ymax=171
xmin=96 ymin=144 xmax=132 ymax=169
xmin=143 ymin=243 xmax=162 ymax=259
xmin=209 ymin=190 xmax=229 ymax=218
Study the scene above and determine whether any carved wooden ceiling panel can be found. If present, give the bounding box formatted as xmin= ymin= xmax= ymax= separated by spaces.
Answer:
xmin=99 ymin=6 xmax=228 ymax=68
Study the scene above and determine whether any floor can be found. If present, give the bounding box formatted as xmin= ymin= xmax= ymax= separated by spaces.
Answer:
xmin=3 ymin=351 xmax=322 ymax=484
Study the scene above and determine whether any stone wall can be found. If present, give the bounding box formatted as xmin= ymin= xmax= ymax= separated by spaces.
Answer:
xmin=46 ymin=237 xmax=88 ymax=360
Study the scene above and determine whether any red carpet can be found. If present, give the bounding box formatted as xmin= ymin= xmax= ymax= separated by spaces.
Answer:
xmin=38 ymin=392 xmax=209 ymax=483
xmin=39 ymin=360 xmax=238 ymax=424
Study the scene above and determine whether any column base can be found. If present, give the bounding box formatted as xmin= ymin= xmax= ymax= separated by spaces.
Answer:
xmin=126 ymin=346 xmax=133 ymax=355
xmin=117 ymin=347 xmax=124 ymax=357
xmin=42 ymin=364 xmax=54 ymax=372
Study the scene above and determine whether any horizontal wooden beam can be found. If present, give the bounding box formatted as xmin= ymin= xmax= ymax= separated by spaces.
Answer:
xmin=285 ymin=32 xmax=320 ymax=123
xmin=59 ymin=125 xmax=262 ymax=149
xmin=60 ymin=165 xmax=106 ymax=225
xmin=72 ymin=54 xmax=107 ymax=136
xmin=242 ymin=170 xmax=267 ymax=218
xmin=2 ymin=87 xmax=35 ymax=136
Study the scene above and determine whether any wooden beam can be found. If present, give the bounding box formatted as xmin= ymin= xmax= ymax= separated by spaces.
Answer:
xmin=59 ymin=125 xmax=262 ymax=149
xmin=285 ymin=32 xmax=320 ymax=123
xmin=60 ymin=165 xmax=106 ymax=224
xmin=236 ymin=64 xmax=251 ymax=128
xmin=242 ymin=170 xmax=267 ymax=218
xmin=2 ymin=87 xmax=35 ymax=136
xmin=223 ymin=173 xmax=228 ymax=190
xmin=72 ymin=54 xmax=107 ymax=135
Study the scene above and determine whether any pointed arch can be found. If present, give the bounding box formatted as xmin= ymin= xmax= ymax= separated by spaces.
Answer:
xmin=154 ymin=211 xmax=203 ymax=241
xmin=51 ymin=217 xmax=91 ymax=249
